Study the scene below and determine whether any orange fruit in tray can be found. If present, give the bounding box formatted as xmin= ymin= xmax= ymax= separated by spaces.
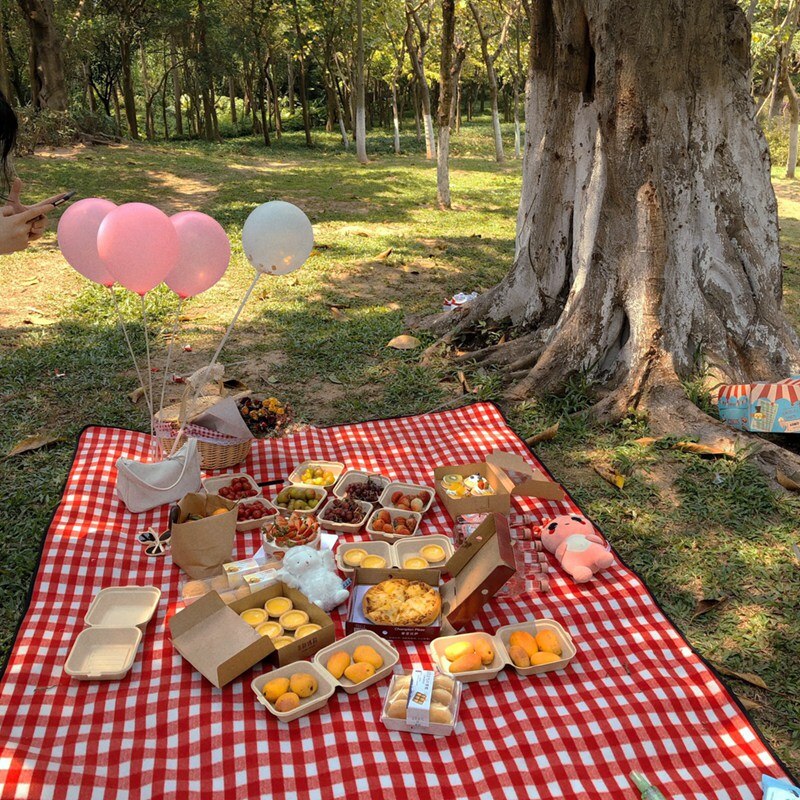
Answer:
xmin=508 ymin=645 xmax=531 ymax=668
xmin=326 ymin=651 xmax=351 ymax=679
xmin=473 ymin=638 xmax=495 ymax=666
xmin=344 ymin=662 xmax=376 ymax=684
xmin=530 ymin=652 xmax=561 ymax=666
xmin=449 ymin=652 xmax=483 ymax=674
xmin=262 ymin=677 xmax=290 ymax=702
xmin=289 ymin=673 xmax=318 ymax=698
xmin=509 ymin=630 xmax=539 ymax=659
xmin=535 ymin=630 xmax=562 ymax=656
xmin=274 ymin=692 xmax=301 ymax=712
xmin=353 ymin=645 xmax=383 ymax=669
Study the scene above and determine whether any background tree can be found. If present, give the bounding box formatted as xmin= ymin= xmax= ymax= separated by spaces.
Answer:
xmin=436 ymin=0 xmax=455 ymax=207
xmin=17 ymin=0 xmax=66 ymax=109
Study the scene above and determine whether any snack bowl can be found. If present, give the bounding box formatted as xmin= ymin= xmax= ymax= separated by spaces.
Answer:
xmin=394 ymin=535 xmax=453 ymax=570
xmin=379 ymin=482 xmax=435 ymax=515
xmin=235 ymin=497 xmax=278 ymax=532
xmin=312 ymin=630 xmax=399 ymax=694
xmin=262 ymin=528 xmax=321 ymax=560
xmin=335 ymin=541 xmax=393 ymax=574
xmin=429 ymin=631 xmax=506 ymax=683
xmin=494 ymin=619 xmax=576 ymax=676
xmin=251 ymin=660 xmax=336 ymax=723
xmin=365 ymin=507 xmax=423 ymax=543
xmin=318 ymin=497 xmax=372 ymax=534
xmin=332 ymin=471 xmax=391 ymax=504
xmin=202 ymin=473 xmax=261 ymax=501
xmin=272 ymin=485 xmax=327 ymax=516
xmin=288 ymin=460 xmax=345 ymax=489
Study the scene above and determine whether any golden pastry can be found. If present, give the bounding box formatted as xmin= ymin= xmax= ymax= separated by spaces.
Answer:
xmin=294 ymin=623 xmax=321 ymax=639
xmin=272 ymin=636 xmax=295 ymax=649
xmin=255 ymin=621 xmax=283 ymax=639
xmin=403 ymin=557 xmax=428 ymax=570
xmin=265 ymin=596 xmax=293 ymax=617
xmin=240 ymin=608 xmax=268 ymax=627
xmin=343 ymin=548 xmax=368 ymax=567
xmin=279 ymin=609 xmax=310 ymax=630
xmin=420 ymin=544 xmax=446 ymax=563
xmin=361 ymin=555 xmax=387 ymax=569
xmin=362 ymin=578 xmax=441 ymax=626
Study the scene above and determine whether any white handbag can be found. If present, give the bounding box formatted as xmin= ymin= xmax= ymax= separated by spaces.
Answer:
xmin=115 ymin=440 xmax=202 ymax=513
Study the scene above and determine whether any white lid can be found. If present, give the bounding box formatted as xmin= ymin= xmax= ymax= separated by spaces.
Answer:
xmin=84 ymin=586 xmax=161 ymax=630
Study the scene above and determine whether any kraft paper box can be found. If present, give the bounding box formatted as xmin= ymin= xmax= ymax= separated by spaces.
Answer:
xmin=346 ymin=513 xmax=516 ymax=641
xmin=718 ymin=378 xmax=800 ymax=433
xmin=169 ymin=583 xmax=335 ymax=688
xmin=170 ymin=492 xmax=237 ymax=580
xmin=434 ymin=450 xmax=565 ymax=518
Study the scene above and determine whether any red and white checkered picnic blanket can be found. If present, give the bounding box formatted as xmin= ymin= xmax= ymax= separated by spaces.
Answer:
xmin=0 ymin=402 xmax=793 ymax=799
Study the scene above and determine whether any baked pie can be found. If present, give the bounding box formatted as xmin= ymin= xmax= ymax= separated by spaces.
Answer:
xmin=362 ymin=578 xmax=441 ymax=626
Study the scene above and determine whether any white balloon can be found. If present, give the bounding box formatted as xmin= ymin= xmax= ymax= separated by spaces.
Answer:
xmin=241 ymin=200 xmax=314 ymax=275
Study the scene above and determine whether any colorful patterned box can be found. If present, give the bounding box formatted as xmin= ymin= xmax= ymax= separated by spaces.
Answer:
xmin=717 ymin=378 xmax=800 ymax=432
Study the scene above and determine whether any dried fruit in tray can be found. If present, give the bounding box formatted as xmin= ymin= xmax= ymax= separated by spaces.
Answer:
xmin=218 ymin=476 xmax=259 ymax=501
xmin=263 ymin=512 xmax=320 ymax=549
xmin=345 ymin=478 xmax=384 ymax=503
xmin=275 ymin=486 xmax=321 ymax=511
xmin=237 ymin=396 xmax=292 ymax=438
xmin=389 ymin=489 xmax=431 ymax=513
xmin=370 ymin=509 xmax=417 ymax=536
xmin=322 ymin=497 xmax=366 ymax=525
xmin=237 ymin=499 xmax=272 ymax=522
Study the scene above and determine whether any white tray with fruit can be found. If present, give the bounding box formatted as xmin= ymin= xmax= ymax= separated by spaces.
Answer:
xmin=287 ymin=461 xmax=344 ymax=489
xmin=262 ymin=512 xmax=321 ymax=558
xmin=272 ymin=485 xmax=326 ymax=515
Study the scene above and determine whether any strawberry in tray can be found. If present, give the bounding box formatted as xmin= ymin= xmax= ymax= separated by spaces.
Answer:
xmin=264 ymin=512 xmax=320 ymax=549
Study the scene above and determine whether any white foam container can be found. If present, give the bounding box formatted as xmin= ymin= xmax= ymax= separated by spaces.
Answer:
xmin=318 ymin=497 xmax=372 ymax=533
xmin=271 ymin=485 xmax=327 ymax=516
xmin=202 ymin=472 xmax=261 ymax=499
xmin=65 ymin=585 xmax=161 ymax=680
xmin=378 ymin=482 xmax=435 ymax=515
xmin=335 ymin=535 xmax=453 ymax=574
xmin=364 ymin=507 xmax=423 ymax=543
xmin=332 ymin=471 xmax=391 ymax=503
xmin=312 ymin=630 xmax=399 ymax=694
xmin=430 ymin=619 xmax=576 ymax=683
xmin=287 ymin=460 xmax=345 ymax=489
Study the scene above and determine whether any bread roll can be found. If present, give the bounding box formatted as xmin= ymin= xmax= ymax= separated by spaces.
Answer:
xmin=386 ymin=700 xmax=408 ymax=720
xmin=432 ymin=688 xmax=452 ymax=706
xmin=429 ymin=703 xmax=453 ymax=725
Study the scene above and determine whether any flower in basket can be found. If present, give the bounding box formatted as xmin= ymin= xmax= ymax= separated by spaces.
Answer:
xmin=263 ymin=512 xmax=319 ymax=550
xmin=237 ymin=396 xmax=293 ymax=438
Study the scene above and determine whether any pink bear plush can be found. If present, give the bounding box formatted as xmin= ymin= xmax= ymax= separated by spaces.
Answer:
xmin=538 ymin=514 xmax=614 ymax=583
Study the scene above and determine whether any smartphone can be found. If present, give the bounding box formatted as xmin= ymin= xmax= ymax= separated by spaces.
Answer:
xmin=52 ymin=190 xmax=76 ymax=207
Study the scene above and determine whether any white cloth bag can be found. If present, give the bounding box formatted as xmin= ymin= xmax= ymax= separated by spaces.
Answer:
xmin=115 ymin=440 xmax=202 ymax=513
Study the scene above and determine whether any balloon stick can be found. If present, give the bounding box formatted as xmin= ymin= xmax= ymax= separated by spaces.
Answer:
xmin=157 ymin=298 xmax=183 ymax=426
xmin=108 ymin=286 xmax=153 ymax=422
xmin=168 ymin=272 xmax=260 ymax=456
xmin=140 ymin=295 xmax=156 ymax=446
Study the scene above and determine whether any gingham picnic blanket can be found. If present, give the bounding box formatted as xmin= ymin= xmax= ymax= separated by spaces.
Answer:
xmin=0 ymin=402 xmax=793 ymax=800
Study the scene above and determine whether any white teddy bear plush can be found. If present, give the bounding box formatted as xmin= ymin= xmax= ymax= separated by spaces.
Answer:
xmin=275 ymin=546 xmax=350 ymax=611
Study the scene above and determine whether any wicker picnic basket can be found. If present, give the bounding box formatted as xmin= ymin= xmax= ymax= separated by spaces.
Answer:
xmin=154 ymin=396 xmax=252 ymax=470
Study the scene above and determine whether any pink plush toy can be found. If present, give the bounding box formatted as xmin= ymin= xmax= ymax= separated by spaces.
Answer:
xmin=538 ymin=514 xmax=614 ymax=583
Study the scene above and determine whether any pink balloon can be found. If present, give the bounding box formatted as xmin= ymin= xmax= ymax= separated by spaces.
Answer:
xmin=97 ymin=203 xmax=179 ymax=295
xmin=166 ymin=211 xmax=231 ymax=298
xmin=57 ymin=198 xmax=117 ymax=286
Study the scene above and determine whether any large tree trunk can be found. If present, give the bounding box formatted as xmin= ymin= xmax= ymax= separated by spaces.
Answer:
xmin=171 ymin=39 xmax=184 ymax=136
xmin=425 ymin=0 xmax=800 ymax=473
xmin=405 ymin=4 xmax=436 ymax=159
xmin=120 ymin=37 xmax=139 ymax=139
xmin=355 ymin=0 xmax=368 ymax=164
xmin=17 ymin=0 xmax=66 ymax=110
xmin=437 ymin=0 xmax=456 ymax=208
xmin=786 ymin=71 xmax=799 ymax=178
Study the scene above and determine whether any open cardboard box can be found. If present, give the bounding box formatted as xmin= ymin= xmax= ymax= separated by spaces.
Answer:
xmin=169 ymin=583 xmax=335 ymax=688
xmin=433 ymin=450 xmax=565 ymax=517
xmin=345 ymin=513 xmax=516 ymax=641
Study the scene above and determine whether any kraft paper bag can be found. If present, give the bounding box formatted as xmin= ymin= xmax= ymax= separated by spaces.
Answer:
xmin=170 ymin=493 xmax=237 ymax=579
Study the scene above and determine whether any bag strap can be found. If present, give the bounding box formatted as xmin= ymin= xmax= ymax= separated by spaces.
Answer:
xmin=120 ymin=440 xmax=198 ymax=492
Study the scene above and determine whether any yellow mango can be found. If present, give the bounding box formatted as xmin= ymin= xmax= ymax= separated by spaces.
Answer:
xmin=262 ymin=677 xmax=290 ymax=702
xmin=444 ymin=640 xmax=474 ymax=662
xmin=473 ymin=638 xmax=495 ymax=666
xmin=449 ymin=651 xmax=483 ymax=674
xmin=508 ymin=645 xmax=531 ymax=668
xmin=344 ymin=661 xmax=376 ymax=684
xmin=535 ymin=630 xmax=562 ymax=656
xmin=352 ymin=645 xmax=384 ymax=670
xmin=509 ymin=630 xmax=538 ymax=658
xmin=530 ymin=651 xmax=561 ymax=666
xmin=326 ymin=650 xmax=351 ymax=679
xmin=274 ymin=692 xmax=300 ymax=712
xmin=289 ymin=672 xmax=318 ymax=698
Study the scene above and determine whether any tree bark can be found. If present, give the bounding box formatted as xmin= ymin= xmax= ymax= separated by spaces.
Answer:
xmin=17 ymin=0 xmax=67 ymax=110
xmin=287 ymin=52 xmax=295 ymax=112
xmin=120 ymin=37 xmax=139 ymax=139
xmin=424 ymin=0 xmax=800 ymax=459
xmin=140 ymin=45 xmax=155 ymax=140
xmin=405 ymin=3 xmax=436 ymax=159
xmin=437 ymin=0 xmax=456 ymax=208
xmin=171 ymin=38 xmax=183 ymax=136
xmin=355 ymin=0 xmax=368 ymax=163
xmin=229 ymin=75 xmax=237 ymax=124
xmin=268 ymin=60 xmax=282 ymax=137
xmin=291 ymin=0 xmax=312 ymax=147
xmin=787 ymin=72 xmax=799 ymax=177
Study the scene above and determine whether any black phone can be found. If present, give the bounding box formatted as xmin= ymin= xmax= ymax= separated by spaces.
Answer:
xmin=52 ymin=190 xmax=76 ymax=207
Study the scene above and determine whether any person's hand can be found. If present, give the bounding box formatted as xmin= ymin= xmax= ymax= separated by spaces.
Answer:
xmin=0 ymin=203 xmax=56 ymax=255
xmin=4 ymin=178 xmax=62 ymax=241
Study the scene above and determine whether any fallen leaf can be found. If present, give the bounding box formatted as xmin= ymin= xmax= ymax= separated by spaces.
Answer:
xmin=386 ymin=334 xmax=421 ymax=350
xmin=330 ymin=307 xmax=345 ymax=319
xmin=327 ymin=375 xmax=343 ymax=385
xmin=265 ymin=376 xmax=279 ymax=385
xmin=6 ymin=433 xmax=64 ymax=458
xmin=674 ymin=441 xmax=733 ymax=458
xmin=222 ymin=378 xmax=248 ymax=392
xmin=633 ymin=437 xmax=659 ymax=446
xmin=129 ymin=387 xmax=146 ymax=404
xmin=691 ymin=596 xmax=728 ymax=621
xmin=737 ymin=696 xmax=762 ymax=711
xmin=776 ymin=469 xmax=800 ymax=492
xmin=21 ymin=277 xmax=39 ymax=286
xmin=713 ymin=663 xmax=768 ymax=690
xmin=527 ymin=422 xmax=560 ymax=445
xmin=457 ymin=371 xmax=471 ymax=394
xmin=374 ymin=247 xmax=393 ymax=261
xmin=593 ymin=464 xmax=625 ymax=489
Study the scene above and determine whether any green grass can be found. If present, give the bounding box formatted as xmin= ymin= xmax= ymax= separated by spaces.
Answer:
xmin=1 ymin=120 xmax=799 ymax=772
